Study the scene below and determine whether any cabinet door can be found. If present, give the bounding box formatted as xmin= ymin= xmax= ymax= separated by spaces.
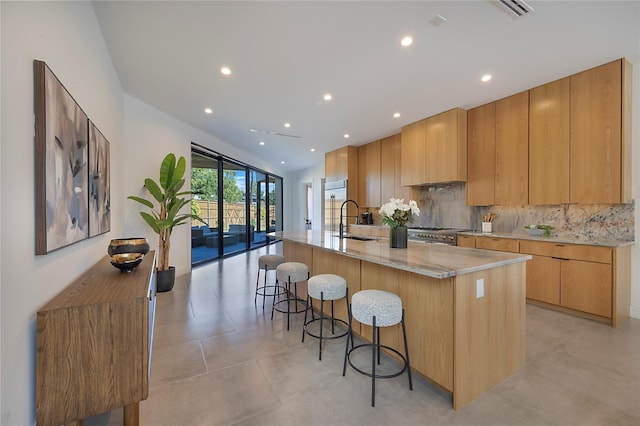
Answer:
xmin=425 ymin=109 xmax=466 ymax=183
xmin=475 ymin=236 xmax=519 ymax=253
xmin=570 ymin=59 xmax=622 ymax=204
xmin=495 ymin=91 xmax=529 ymax=205
xmin=526 ymin=255 xmax=560 ymax=304
xmin=358 ymin=140 xmax=381 ymax=208
xmin=561 ymin=260 xmax=612 ymax=318
xmin=401 ymin=120 xmax=427 ymax=186
xmin=457 ymin=235 xmax=475 ymax=248
xmin=467 ymin=102 xmax=495 ymax=206
xmin=380 ymin=133 xmax=412 ymax=204
xmin=325 ymin=150 xmax=338 ymax=182
xmin=529 ymin=78 xmax=570 ymax=205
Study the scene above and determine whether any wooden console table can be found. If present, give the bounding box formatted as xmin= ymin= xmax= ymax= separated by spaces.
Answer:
xmin=36 ymin=252 xmax=157 ymax=426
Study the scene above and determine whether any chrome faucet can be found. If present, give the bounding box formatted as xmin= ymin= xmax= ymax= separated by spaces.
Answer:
xmin=339 ymin=199 xmax=360 ymax=238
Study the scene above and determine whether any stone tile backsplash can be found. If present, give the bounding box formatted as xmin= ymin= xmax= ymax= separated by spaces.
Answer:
xmin=415 ymin=182 xmax=634 ymax=242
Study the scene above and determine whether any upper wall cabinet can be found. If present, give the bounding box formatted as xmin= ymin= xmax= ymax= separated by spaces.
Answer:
xmin=495 ymin=91 xmax=529 ymax=205
xmin=325 ymin=146 xmax=359 ymax=203
xmin=529 ymin=77 xmax=571 ymax=205
xmin=380 ymin=133 xmax=414 ymax=204
xmin=467 ymin=102 xmax=496 ymax=206
xmin=357 ymin=140 xmax=381 ymax=208
xmin=467 ymin=91 xmax=529 ymax=206
xmin=469 ymin=57 xmax=631 ymax=206
xmin=570 ymin=58 xmax=631 ymax=204
xmin=401 ymin=108 xmax=467 ymax=186
xmin=326 ymin=146 xmax=358 ymax=183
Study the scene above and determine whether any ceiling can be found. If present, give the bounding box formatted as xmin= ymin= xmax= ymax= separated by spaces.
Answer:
xmin=92 ymin=1 xmax=640 ymax=172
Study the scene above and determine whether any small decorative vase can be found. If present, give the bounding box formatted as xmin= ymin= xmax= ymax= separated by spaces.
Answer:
xmin=389 ymin=226 xmax=408 ymax=249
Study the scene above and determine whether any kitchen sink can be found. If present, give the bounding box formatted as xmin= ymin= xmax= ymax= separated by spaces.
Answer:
xmin=333 ymin=234 xmax=376 ymax=241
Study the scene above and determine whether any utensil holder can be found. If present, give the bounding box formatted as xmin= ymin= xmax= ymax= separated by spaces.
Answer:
xmin=481 ymin=222 xmax=492 ymax=233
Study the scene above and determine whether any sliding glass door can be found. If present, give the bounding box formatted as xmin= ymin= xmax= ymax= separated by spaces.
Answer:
xmin=191 ymin=145 xmax=283 ymax=265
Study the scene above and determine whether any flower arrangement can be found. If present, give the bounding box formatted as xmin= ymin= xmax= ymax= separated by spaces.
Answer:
xmin=379 ymin=198 xmax=420 ymax=228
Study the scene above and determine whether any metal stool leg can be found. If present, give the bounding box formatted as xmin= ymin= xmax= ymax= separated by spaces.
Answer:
xmin=372 ymin=315 xmax=377 ymax=407
xmin=319 ymin=292 xmax=324 ymax=360
xmin=401 ymin=309 xmax=413 ymax=390
xmin=342 ymin=303 xmax=353 ymax=376
xmin=301 ymin=294 xmax=310 ymax=343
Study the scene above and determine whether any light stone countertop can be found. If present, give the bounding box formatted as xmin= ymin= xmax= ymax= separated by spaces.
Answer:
xmin=460 ymin=231 xmax=634 ymax=248
xmin=275 ymin=230 xmax=531 ymax=279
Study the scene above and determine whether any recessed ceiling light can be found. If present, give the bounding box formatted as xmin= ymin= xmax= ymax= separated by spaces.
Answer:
xmin=204 ymin=107 xmax=213 ymax=114
xmin=220 ymin=66 xmax=231 ymax=75
xmin=310 ymin=148 xmax=316 ymax=152
xmin=393 ymin=112 xmax=401 ymax=118
xmin=281 ymin=161 xmax=285 ymax=164
xmin=481 ymin=74 xmax=492 ymax=82
xmin=344 ymin=134 xmax=350 ymax=139
xmin=259 ymin=141 xmax=265 ymax=146
xmin=401 ymin=36 xmax=413 ymax=47
xmin=324 ymin=93 xmax=332 ymax=101
xmin=284 ymin=123 xmax=291 ymax=128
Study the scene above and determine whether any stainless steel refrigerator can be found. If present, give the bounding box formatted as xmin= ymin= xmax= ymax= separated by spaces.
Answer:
xmin=324 ymin=180 xmax=347 ymax=233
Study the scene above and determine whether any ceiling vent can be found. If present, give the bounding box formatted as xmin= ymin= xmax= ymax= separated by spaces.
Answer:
xmin=497 ymin=0 xmax=535 ymax=18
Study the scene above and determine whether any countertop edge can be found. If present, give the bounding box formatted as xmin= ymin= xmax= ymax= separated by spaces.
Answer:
xmin=460 ymin=231 xmax=634 ymax=248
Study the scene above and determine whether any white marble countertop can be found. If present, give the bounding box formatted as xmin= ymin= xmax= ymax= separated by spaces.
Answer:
xmin=460 ymin=231 xmax=634 ymax=248
xmin=275 ymin=231 xmax=531 ymax=279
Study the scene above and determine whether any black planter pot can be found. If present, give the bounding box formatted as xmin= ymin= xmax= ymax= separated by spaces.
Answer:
xmin=157 ymin=267 xmax=176 ymax=292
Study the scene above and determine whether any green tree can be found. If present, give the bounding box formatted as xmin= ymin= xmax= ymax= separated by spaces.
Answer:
xmin=190 ymin=167 xmax=244 ymax=202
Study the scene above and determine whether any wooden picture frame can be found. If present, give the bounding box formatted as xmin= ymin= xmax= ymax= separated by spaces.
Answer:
xmin=88 ymin=120 xmax=111 ymax=237
xmin=34 ymin=60 xmax=89 ymax=254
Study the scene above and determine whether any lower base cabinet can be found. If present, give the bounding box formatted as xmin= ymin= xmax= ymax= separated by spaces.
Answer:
xmin=461 ymin=235 xmax=629 ymax=327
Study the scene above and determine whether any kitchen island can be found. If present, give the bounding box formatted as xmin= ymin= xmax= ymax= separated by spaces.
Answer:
xmin=274 ymin=230 xmax=531 ymax=410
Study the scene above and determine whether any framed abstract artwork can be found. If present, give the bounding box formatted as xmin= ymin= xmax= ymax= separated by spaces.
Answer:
xmin=88 ymin=120 xmax=111 ymax=237
xmin=34 ymin=60 xmax=89 ymax=254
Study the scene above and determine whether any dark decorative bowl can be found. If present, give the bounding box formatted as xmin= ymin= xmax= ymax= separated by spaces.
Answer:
xmin=110 ymin=253 xmax=144 ymax=272
xmin=108 ymin=238 xmax=150 ymax=256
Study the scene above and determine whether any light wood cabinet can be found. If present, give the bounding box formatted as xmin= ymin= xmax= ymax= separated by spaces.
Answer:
xmin=467 ymin=92 xmax=528 ymax=206
xmin=467 ymin=102 xmax=496 ymax=206
xmin=519 ymin=240 xmax=629 ymax=325
xmin=36 ymin=253 xmax=156 ymax=426
xmin=381 ymin=133 xmax=413 ymax=203
xmin=399 ymin=270 xmax=454 ymax=392
xmin=495 ymin=91 xmax=529 ymax=205
xmin=456 ymin=235 xmax=475 ymax=248
xmin=400 ymin=119 xmax=427 ymax=186
xmin=475 ymin=236 xmax=519 ymax=253
xmin=401 ymin=108 xmax=467 ymax=186
xmin=570 ymin=58 xmax=631 ymax=204
xmin=529 ymin=77 xmax=570 ymax=205
xmin=525 ymin=255 xmax=561 ymax=304
xmin=357 ymin=140 xmax=381 ymax=208
xmin=325 ymin=145 xmax=358 ymax=185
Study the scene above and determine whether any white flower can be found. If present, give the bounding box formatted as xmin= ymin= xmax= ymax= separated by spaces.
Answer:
xmin=379 ymin=198 xmax=420 ymax=228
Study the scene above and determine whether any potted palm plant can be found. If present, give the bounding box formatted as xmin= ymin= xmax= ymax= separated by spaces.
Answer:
xmin=128 ymin=153 xmax=202 ymax=292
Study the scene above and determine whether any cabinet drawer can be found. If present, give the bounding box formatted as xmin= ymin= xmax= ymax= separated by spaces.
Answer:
xmin=475 ymin=236 xmax=519 ymax=253
xmin=457 ymin=235 xmax=476 ymax=248
xmin=519 ymin=240 xmax=611 ymax=264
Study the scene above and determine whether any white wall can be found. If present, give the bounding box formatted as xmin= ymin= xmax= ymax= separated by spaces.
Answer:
xmin=122 ymin=95 xmax=286 ymax=276
xmin=286 ymin=162 xmax=324 ymax=231
xmin=0 ymin=2 xmax=124 ymax=424
xmin=0 ymin=2 xmax=288 ymax=424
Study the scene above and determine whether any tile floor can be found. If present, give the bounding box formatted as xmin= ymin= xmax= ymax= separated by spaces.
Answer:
xmin=87 ymin=242 xmax=640 ymax=426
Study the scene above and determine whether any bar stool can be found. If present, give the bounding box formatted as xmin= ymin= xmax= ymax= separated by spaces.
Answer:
xmin=342 ymin=289 xmax=413 ymax=407
xmin=271 ymin=262 xmax=311 ymax=330
xmin=301 ymin=274 xmax=351 ymax=360
xmin=255 ymin=254 xmax=286 ymax=309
